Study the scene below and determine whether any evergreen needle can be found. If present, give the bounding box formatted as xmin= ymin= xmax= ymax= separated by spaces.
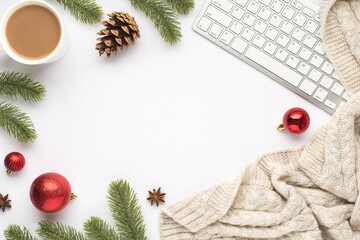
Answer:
xmin=128 ymin=0 xmax=182 ymax=45
xmin=165 ymin=0 xmax=195 ymax=15
xmin=0 ymin=71 xmax=46 ymax=102
xmin=55 ymin=0 xmax=103 ymax=24
xmin=37 ymin=221 xmax=87 ymax=240
xmin=4 ymin=225 xmax=38 ymax=240
xmin=108 ymin=179 xmax=148 ymax=240
xmin=0 ymin=101 xmax=36 ymax=144
xmin=84 ymin=216 xmax=120 ymax=240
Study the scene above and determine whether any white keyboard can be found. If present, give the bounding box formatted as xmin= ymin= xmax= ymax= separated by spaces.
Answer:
xmin=193 ymin=0 xmax=348 ymax=114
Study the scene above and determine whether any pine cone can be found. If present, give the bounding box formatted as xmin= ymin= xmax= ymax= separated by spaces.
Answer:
xmin=96 ymin=12 xmax=140 ymax=57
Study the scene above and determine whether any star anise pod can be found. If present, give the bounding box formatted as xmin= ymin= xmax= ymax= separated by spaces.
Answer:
xmin=0 ymin=194 xmax=11 ymax=212
xmin=147 ymin=187 xmax=166 ymax=207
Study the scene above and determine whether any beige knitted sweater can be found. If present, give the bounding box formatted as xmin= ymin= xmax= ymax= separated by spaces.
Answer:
xmin=159 ymin=0 xmax=360 ymax=238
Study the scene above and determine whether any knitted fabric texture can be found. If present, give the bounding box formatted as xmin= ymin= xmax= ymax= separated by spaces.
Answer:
xmin=159 ymin=0 xmax=360 ymax=239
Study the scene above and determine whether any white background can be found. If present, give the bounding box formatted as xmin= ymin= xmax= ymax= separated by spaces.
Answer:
xmin=0 ymin=0 xmax=327 ymax=238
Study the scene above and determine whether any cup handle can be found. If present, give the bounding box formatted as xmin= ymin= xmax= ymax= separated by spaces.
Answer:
xmin=0 ymin=42 xmax=4 ymax=52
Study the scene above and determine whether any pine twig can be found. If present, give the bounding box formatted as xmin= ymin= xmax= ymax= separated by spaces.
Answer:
xmin=55 ymin=0 xmax=103 ymax=24
xmin=128 ymin=0 xmax=182 ymax=45
xmin=108 ymin=179 xmax=148 ymax=240
xmin=0 ymin=71 xmax=46 ymax=102
xmin=0 ymin=101 xmax=36 ymax=143
xmin=36 ymin=221 xmax=86 ymax=240
xmin=4 ymin=225 xmax=38 ymax=240
xmin=164 ymin=0 xmax=194 ymax=15
xmin=84 ymin=216 xmax=120 ymax=240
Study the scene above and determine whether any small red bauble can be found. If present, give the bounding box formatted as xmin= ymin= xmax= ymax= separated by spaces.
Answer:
xmin=277 ymin=108 xmax=310 ymax=134
xmin=4 ymin=152 xmax=25 ymax=175
xmin=30 ymin=172 xmax=76 ymax=213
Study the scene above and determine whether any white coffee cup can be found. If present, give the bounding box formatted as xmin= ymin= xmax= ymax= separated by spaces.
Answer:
xmin=0 ymin=0 xmax=69 ymax=65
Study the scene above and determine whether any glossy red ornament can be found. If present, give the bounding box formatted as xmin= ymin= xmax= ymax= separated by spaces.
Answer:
xmin=30 ymin=172 xmax=75 ymax=213
xmin=4 ymin=152 xmax=25 ymax=175
xmin=277 ymin=108 xmax=310 ymax=134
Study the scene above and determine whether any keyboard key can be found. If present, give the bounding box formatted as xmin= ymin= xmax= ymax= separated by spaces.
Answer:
xmin=235 ymin=0 xmax=249 ymax=7
xmin=292 ymin=28 xmax=305 ymax=41
xmin=314 ymin=42 xmax=325 ymax=55
xmin=264 ymin=42 xmax=277 ymax=54
xmin=339 ymin=102 xmax=346 ymax=108
xmin=247 ymin=1 xmax=261 ymax=14
xmin=342 ymin=92 xmax=349 ymax=101
xmin=297 ymin=62 xmax=311 ymax=75
xmin=313 ymin=88 xmax=328 ymax=102
xmin=245 ymin=46 xmax=302 ymax=86
xmin=286 ymin=55 xmax=300 ymax=68
xmin=316 ymin=28 xmax=321 ymax=38
xmin=299 ymin=47 xmax=312 ymax=61
xmin=321 ymin=61 xmax=334 ymax=74
xmin=332 ymin=72 xmax=339 ymax=80
xmin=320 ymin=76 xmax=333 ymax=89
xmin=288 ymin=40 xmax=301 ymax=54
xmin=303 ymin=35 xmax=317 ymax=48
xmin=282 ymin=6 xmax=296 ymax=19
xmin=205 ymin=6 xmax=232 ymax=27
xmin=304 ymin=20 xmax=318 ymax=33
xmin=258 ymin=7 xmax=272 ymax=21
xmin=254 ymin=20 xmax=267 ymax=33
xmin=230 ymin=21 xmax=244 ymax=34
xmin=300 ymin=79 xmax=316 ymax=95
xmin=269 ymin=15 xmax=283 ymax=27
xmin=276 ymin=34 xmax=290 ymax=47
xmin=309 ymin=69 xmax=322 ymax=82
xmin=302 ymin=7 xmax=314 ymax=17
xmin=325 ymin=99 xmax=336 ymax=109
xmin=310 ymin=54 xmax=324 ymax=68
xmin=293 ymin=13 xmax=307 ymax=26
xmin=253 ymin=35 xmax=266 ymax=48
xmin=291 ymin=0 xmax=302 ymax=10
xmin=271 ymin=0 xmax=284 ymax=13
xmin=275 ymin=49 xmax=289 ymax=61
xmin=209 ymin=23 xmax=223 ymax=38
xmin=220 ymin=30 xmax=234 ymax=45
xmin=331 ymin=82 xmax=344 ymax=96
xmin=243 ymin=13 xmax=256 ymax=26
xmin=314 ymin=14 xmax=320 ymax=22
xmin=258 ymin=0 xmax=272 ymax=5
xmin=231 ymin=37 xmax=248 ymax=53
xmin=265 ymin=27 xmax=279 ymax=40
xmin=231 ymin=6 xmax=245 ymax=19
xmin=280 ymin=22 xmax=295 ymax=34
xmin=212 ymin=0 xmax=234 ymax=13
xmin=241 ymin=28 xmax=255 ymax=41
xmin=198 ymin=17 xmax=212 ymax=31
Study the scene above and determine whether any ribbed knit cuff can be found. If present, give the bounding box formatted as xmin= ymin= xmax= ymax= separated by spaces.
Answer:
xmin=160 ymin=177 xmax=242 ymax=239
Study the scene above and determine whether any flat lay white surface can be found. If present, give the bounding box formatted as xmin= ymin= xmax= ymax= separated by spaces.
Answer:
xmin=0 ymin=0 xmax=328 ymax=238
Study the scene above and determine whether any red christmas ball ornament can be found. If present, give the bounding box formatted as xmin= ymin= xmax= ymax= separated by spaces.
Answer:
xmin=277 ymin=107 xmax=310 ymax=134
xmin=30 ymin=172 xmax=76 ymax=213
xmin=4 ymin=152 xmax=25 ymax=175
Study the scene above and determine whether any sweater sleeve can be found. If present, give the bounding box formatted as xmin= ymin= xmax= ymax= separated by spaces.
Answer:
xmin=160 ymin=176 xmax=242 ymax=239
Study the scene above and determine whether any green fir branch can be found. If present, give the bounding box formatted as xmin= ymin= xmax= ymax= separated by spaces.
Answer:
xmin=108 ymin=180 xmax=148 ymax=240
xmin=84 ymin=216 xmax=120 ymax=240
xmin=0 ymin=101 xmax=36 ymax=143
xmin=0 ymin=71 xmax=46 ymax=102
xmin=164 ymin=0 xmax=194 ymax=15
xmin=128 ymin=0 xmax=182 ymax=45
xmin=4 ymin=225 xmax=38 ymax=240
xmin=36 ymin=221 xmax=86 ymax=240
xmin=55 ymin=0 xmax=103 ymax=24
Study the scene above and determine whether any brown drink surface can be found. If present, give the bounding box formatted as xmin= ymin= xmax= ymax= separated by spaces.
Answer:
xmin=6 ymin=5 xmax=61 ymax=60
